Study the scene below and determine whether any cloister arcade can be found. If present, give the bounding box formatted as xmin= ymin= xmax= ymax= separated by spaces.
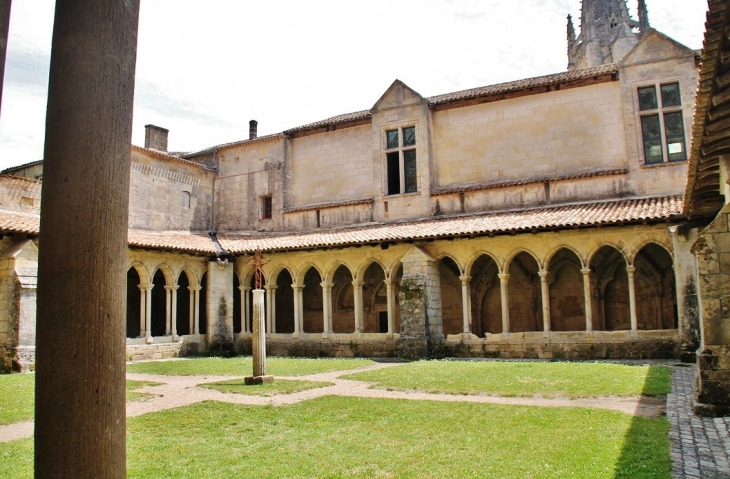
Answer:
xmin=124 ymin=231 xmax=679 ymax=346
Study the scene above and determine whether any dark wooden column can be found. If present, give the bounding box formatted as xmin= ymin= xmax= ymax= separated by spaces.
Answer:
xmin=0 ymin=0 xmax=11 ymax=116
xmin=34 ymin=1 xmax=140 ymax=477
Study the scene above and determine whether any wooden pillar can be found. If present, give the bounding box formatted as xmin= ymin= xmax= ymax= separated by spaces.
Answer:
xmin=539 ymin=270 xmax=551 ymax=333
xmin=498 ymin=273 xmax=510 ymax=334
xmin=627 ymin=266 xmax=638 ymax=335
xmin=34 ymin=1 xmax=140 ymax=476
xmin=581 ymin=268 xmax=593 ymax=332
xmin=459 ymin=275 xmax=472 ymax=335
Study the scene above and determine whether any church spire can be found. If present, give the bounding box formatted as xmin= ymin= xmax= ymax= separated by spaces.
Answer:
xmin=571 ymin=0 xmax=643 ymax=68
xmin=638 ymin=0 xmax=650 ymax=34
xmin=567 ymin=15 xmax=577 ymax=70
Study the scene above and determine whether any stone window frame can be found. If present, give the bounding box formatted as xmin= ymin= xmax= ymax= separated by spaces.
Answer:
xmin=261 ymin=195 xmax=272 ymax=220
xmin=636 ymin=81 xmax=687 ymax=165
xmin=384 ymin=124 xmax=418 ymax=196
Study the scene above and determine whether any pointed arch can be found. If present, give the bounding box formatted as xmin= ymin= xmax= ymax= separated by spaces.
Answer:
xmin=503 ymin=248 xmax=541 ymax=273
xmin=275 ymin=268 xmax=295 ymax=334
xmin=150 ymin=269 xmax=167 ymax=337
xmin=302 ymin=265 xmax=324 ymax=333
xmin=331 ymin=264 xmax=355 ymax=333
xmin=507 ymin=251 xmax=543 ymax=333
xmin=589 ymin=245 xmax=630 ymax=331
xmin=153 ymin=263 xmax=175 ymax=286
xmin=439 ymin=256 xmax=463 ymax=335
xmin=296 ymin=263 xmax=324 ymax=285
xmin=634 ymin=242 xmax=677 ymax=330
xmin=126 ymin=267 xmax=142 ymax=339
xmin=361 ymin=261 xmax=388 ymax=333
xmin=465 ymin=251 xmax=500 ymax=277
xmin=469 ymin=254 xmax=501 ymax=336
xmin=548 ymin=248 xmax=586 ymax=331
xmin=544 ymin=245 xmax=586 ymax=270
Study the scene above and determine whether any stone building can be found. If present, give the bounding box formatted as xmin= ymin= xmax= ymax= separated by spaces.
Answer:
xmin=0 ymin=0 xmax=713 ymax=382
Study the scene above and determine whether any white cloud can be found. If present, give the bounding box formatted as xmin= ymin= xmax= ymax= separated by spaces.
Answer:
xmin=0 ymin=0 xmax=709 ymax=170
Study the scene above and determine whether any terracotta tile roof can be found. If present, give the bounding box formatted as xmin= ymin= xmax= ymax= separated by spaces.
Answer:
xmin=432 ymin=168 xmax=628 ymax=196
xmin=284 ymin=110 xmax=372 ymax=135
xmin=0 ymin=211 xmax=217 ymax=255
xmin=0 ymin=210 xmax=40 ymax=235
xmin=182 ymin=133 xmax=285 ymax=159
xmin=127 ymin=230 xmax=217 ymax=255
xmin=684 ymin=0 xmax=728 ymax=219
xmin=284 ymin=198 xmax=374 ymax=214
xmin=218 ymin=195 xmax=683 ymax=254
xmin=131 ymin=145 xmax=215 ymax=170
xmin=1 ymin=160 xmax=44 ymax=175
xmin=426 ymin=64 xmax=618 ymax=106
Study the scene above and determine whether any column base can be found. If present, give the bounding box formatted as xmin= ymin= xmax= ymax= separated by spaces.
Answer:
xmin=244 ymin=375 xmax=274 ymax=385
xmin=291 ymin=332 xmax=300 ymax=339
xmin=694 ymin=402 xmax=730 ymax=417
xmin=145 ymin=336 xmax=153 ymax=344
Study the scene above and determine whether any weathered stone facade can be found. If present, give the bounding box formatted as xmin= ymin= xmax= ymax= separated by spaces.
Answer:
xmin=0 ymin=0 xmax=712 ymax=375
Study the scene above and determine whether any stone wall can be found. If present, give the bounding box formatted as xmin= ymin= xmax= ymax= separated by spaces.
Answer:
xmin=0 ymin=175 xmax=42 ymax=214
xmin=432 ymin=82 xmax=626 ymax=188
xmin=128 ymin=150 xmax=214 ymax=231
xmin=692 ymin=204 xmax=730 ymax=416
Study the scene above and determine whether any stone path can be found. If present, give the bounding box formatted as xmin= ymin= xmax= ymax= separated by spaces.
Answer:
xmin=668 ymin=366 xmax=730 ymax=479
xmin=2 ymin=361 xmax=729 ymax=479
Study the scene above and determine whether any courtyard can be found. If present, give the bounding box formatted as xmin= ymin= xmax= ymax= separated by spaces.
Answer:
xmin=1 ymin=358 xmax=727 ymax=478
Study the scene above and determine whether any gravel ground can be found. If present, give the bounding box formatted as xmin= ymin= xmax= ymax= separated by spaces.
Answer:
xmin=0 ymin=361 xmax=663 ymax=443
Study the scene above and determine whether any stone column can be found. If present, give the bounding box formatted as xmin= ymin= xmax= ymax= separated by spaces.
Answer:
xmin=188 ymin=287 xmax=195 ymax=334
xmin=265 ymin=285 xmax=276 ymax=334
xmin=170 ymin=286 xmax=178 ymax=340
xmin=191 ymin=286 xmax=201 ymax=335
xmin=206 ymin=260 xmax=234 ymax=350
xmin=138 ymin=284 xmax=147 ymax=338
xmin=626 ymin=266 xmax=638 ymax=335
xmin=292 ymin=284 xmax=303 ymax=338
xmin=0 ymin=0 xmax=11 ymax=117
xmin=164 ymin=285 xmax=173 ymax=336
xmin=498 ymin=273 xmax=510 ymax=334
xmin=321 ymin=281 xmax=332 ymax=337
xmin=34 ymin=1 xmax=140 ymax=475
xmin=396 ymin=246 xmax=442 ymax=358
xmin=385 ymin=279 xmax=395 ymax=335
xmin=459 ymin=275 xmax=472 ymax=336
xmin=144 ymin=285 xmax=153 ymax=344
xmin=539 ymin=270 xmax=551 ymax=333
xmin=245 ymin=289 xmax=273 ymax=385
xmin=242 ymin=286 xmax=251 ymax=333
xmin=353 ymin=280 xmax=364 ymax=334
xmin=581 ymin=268 xmax=593 ymax=332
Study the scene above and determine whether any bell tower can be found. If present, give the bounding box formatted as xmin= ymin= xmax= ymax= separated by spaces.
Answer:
xmin=568 ymin=0 xmax=650 ymax=70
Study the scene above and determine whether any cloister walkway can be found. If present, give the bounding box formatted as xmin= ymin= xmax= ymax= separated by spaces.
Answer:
xmin=1 ymin=360 xmax=728 ymax=477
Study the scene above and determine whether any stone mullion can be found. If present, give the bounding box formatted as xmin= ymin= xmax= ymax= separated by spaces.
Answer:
xmin=144 ymin=285 xmax=153 ymax=344
xmin=170 ymin=286 xmax=178 ymax=339
xmin=164 ymin=285 xmax=173 ymax=336
xmin=352 ymin=280 xmax=364 ymax=334
xmin=292 ymin=284 xmax=303 ymax=338
xmin=321 ymin=281 xmax=333 ymax=337
xmin=191 ymin=286 xmax=201 ymax=335
xmin=137 ymin=284 xmax=147 ymax=338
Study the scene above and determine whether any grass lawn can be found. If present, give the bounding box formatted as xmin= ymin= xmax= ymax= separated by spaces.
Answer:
xmin=342 ymin=361 xmax=671 ymax=398
xmin=200 ymin=378 xmax=334 ymax=397
xmin=0 ymin=375 xmax=162 ymax=424
xmin=126 ymin=356 xmax=375 ymax=376
xmin=0 ymin=396 xmax=670 ymax=478
xmin=0 ymin=373 xmax=34 ymax=425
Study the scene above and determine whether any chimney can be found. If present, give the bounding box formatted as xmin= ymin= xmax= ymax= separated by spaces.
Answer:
xmin=249 ymin=120 xmax=258 ymax=140
xmin=144 ymin=124 xmax=169 ymax=152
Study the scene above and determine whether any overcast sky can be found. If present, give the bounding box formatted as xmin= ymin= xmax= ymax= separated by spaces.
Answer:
xmin=0 ymin=0 xmax=708 ymax=170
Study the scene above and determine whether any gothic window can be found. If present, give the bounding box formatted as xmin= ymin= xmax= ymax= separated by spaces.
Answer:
xmin=638 ymin=82 xmax=687 ymax=164
xmin=385 ymin=126 xmax=417 ymax=195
